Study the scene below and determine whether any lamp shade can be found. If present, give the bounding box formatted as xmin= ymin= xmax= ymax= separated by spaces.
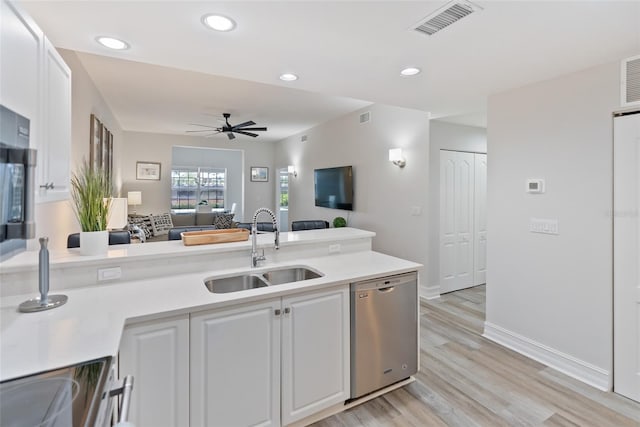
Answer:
xmin=106 ymin=198 xmax=128 ymax=229
xmin=127 ymin=191 xmax=142 ymax=205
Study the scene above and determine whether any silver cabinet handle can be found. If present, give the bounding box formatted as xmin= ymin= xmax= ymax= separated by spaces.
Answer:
xmin=110 ymin=375 xmax=134 ymax=423
xmin=39 ymin=182 xmax=55 ymax=190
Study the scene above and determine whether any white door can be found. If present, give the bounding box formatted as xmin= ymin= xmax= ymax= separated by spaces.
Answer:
xmin=190 ymin=299 xmax=281 ymax=427
xmin=119 ymin=315 xmax=190 ymax=427
xmin=440 ymin=150 xmax=475 ymax=293
xmin=614 ymin=112 xmax=640 ymax=402
xmin=281 ymin=286 xmax=350 ymax=425
xmin=474 ymin=153 xmax=488 ymax=285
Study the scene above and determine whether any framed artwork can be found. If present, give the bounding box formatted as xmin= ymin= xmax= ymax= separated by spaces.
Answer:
xmin=136 ymin=161 xmax=161 ymax=180
xmin=89 ymin=114 xmax=102 ymax=171
xmin=101 ymin=126 xmax=113 ymax=179
xmin=250 ymin=167 xmax=269 ymax=182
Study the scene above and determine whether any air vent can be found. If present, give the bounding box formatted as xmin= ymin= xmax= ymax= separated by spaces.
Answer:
xmin=412 ymin=0 xmax=481 ymax=36
xmin=622 ymin=55 xmax=640 ymax=107
xmin=359 ymin=111 xmax=371 ymax=124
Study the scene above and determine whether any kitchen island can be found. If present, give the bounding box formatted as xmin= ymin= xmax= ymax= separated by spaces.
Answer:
xmin=0 ymin=228 xmax=421 ymax=426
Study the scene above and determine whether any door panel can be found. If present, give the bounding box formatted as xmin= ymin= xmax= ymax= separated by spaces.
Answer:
xmin=474 ymin=153 xmax=488 ymax=285
xmin=614 ymin=113 xmax=640 ymax=402
xmin=440 ymin=150 xmax=475 ymax=293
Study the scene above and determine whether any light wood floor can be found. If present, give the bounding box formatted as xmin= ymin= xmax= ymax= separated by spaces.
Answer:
xmin=312 ymin=285 xmax=640 ymax=427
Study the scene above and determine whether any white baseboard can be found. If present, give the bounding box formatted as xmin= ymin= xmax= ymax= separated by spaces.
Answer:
xmin=419 ymin=285 xmax=440 ymax=300
xmin=483 ymin=321 xmax=610 ymax=391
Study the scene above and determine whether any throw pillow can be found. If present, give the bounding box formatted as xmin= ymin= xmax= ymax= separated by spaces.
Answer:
xmin=150 ymin=212 xmax=173 ymax=236
xmin=128 ymin=216 xmax=152 ymax=239
xmin=213 ymin=213 xmax=235 ymax=229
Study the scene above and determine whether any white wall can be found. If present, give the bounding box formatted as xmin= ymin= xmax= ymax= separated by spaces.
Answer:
xmin=427 ymin=120 xmax=487 ymax=297
xmin=120 ymin=132 xmax=275 ymax=222
xmin=275 ymin=103 xmax=431 ymax=288
xmin=485 ymin=61 xmax=619 ymax=387
xmin=32 ymin=49 xmax=123 ymax=251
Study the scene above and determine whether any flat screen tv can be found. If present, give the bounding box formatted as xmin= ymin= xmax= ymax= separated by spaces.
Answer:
xmin=314 ymin=166 xmax=354 ymax=211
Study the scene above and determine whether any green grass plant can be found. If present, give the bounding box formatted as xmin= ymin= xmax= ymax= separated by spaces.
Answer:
xmin=70 ymin=162 xmax=112 ymax=232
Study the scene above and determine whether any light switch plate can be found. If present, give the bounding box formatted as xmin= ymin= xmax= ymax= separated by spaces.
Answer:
xmin=526 ymin=179 xmax=545 ymax=193
xmin=98 ymin=267 xmax=122 ymax=281
xmin=328 ymin=244 xmax=341 ymax=254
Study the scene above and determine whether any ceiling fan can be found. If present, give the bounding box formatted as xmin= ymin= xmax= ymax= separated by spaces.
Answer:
xmin=186 ymin=113 xmax=267 ymax=140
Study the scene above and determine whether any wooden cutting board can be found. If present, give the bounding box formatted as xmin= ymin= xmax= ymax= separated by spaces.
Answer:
xmin=181 ymin=228 xmax=250 ymax=246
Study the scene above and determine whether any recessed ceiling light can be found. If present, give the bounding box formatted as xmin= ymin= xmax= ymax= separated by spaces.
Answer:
xmin=202 ymin=14 xmax=236 ymax=32
xmin=400 ymin=67 xmax=421 ymax=76
xmin=279 ymin=73 xmax=298 ymax=82
xmin=96 ymin=36 xmax=129 ymax=50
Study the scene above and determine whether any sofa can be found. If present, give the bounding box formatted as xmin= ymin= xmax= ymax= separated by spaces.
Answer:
xmin=128 ymin=212 xmax=236 ymax=243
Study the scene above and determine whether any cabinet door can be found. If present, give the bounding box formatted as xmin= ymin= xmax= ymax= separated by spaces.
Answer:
xmin=0 ymin=0 xmax=41 ymax=126
xmin=37 ymin=38 xmax=71 ymax=203
xmin=191 ymin=299 xmax=281 ymax=427
xmin=281 ymin=285 xmax=350 ymax=425
xmin=119 ymin=314 xmax=189 ymax=427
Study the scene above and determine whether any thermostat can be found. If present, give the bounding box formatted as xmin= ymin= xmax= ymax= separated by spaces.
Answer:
xmin=526 ymin=179 xmax=545 ymax=193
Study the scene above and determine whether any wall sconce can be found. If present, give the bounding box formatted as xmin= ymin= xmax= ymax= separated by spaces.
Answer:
xmin=389 ymin=148 xmax=406 ymax=168
xmin=288 ymin=165 xmax=298 ymax=178
xmin=127 ymin=191 xmax=142 ymax=215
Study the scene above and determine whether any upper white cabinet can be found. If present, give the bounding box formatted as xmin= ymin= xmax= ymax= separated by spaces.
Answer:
xmin=119 ymin=314 xmax=190 ymax=427
xmin=0 ymin=0 xmax=71 ymax=204
xmin=38 ymin=38 xmax=71 ymax=202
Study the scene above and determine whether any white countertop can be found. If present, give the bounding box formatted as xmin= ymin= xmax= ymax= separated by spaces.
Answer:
xmin=1 ymin=244 xmax=420 ymax=381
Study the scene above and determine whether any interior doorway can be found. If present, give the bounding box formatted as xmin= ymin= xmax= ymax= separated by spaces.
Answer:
xmin=439 ymin=150 xmax=487 ymax=294
xmin=613 ymin=111 xmax=640 ymax=402
xmin=276 ymin=168 xmax=289 ymax=231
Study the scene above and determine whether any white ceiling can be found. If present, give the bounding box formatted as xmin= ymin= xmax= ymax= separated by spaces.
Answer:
xmin=20 ymin=0 xmax=640 ymax=138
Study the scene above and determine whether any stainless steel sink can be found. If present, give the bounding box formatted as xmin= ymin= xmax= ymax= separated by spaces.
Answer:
xmin=262 ymin=267 xmax=323 ymax=286
xmin=204 ymin=274 xmax=268 ymax=293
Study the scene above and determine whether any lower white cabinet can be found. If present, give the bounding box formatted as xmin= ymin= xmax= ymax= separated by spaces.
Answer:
xmin=120 ymin=285 xmax=350 ymax=427
xmin=191 ymin=285 xmax=350 ymax=427
xmin=119 ymin=314 xmax=190 ymax=427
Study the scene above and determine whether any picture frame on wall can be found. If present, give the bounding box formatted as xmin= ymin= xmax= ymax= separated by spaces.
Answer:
xmin=101 ymin=126 xmax=113 ymax=180
xmin=89 ymin=114 xmax=102 ymax=171
xmin=136 ymin=161 xmax=161 ymax=180
xmin=250 ymin=167 xmax=269 ymax=182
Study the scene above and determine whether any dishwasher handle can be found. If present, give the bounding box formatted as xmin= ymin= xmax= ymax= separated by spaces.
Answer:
xmin=378 ymin=286 xmax=395 ymax=293
xmin=110 ymin=375 xmax=134 ymax=424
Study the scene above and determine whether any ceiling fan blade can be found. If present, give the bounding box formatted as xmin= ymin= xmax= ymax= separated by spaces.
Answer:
xmin=234 ymin=130 xmax=259 ymax=137
xmin=188 ymin=123 xmax=218 ymax=128
xmin=226 ymin=132 xmax=236 ymax=140
xmin=232 ymin=120 xmax=255 ymax=129
xmin=236 ymin=127 xmax=267 ymax=131
xmin=186 ymin=129 xmax=221 ymax=133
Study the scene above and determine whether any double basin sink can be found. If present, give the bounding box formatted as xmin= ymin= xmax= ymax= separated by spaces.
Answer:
xmin=204 ymin=266 xmax=323 ymax=293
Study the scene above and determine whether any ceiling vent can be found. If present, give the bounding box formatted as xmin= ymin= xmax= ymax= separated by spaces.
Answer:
xmin=359 ymin=111 xmax=371 ymax=124
xmin=300 ymin=135 xmax=308 ymax=143
xmin=621 ymin=55 xmax=640 ymax=107
xmin=412 ymin=0 xmax=481 ymax=36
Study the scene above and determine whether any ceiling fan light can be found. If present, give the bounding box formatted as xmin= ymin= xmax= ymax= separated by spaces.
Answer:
xmin=202 ymin=14 xmax=236 ymax=32
xmin=400 ymin=67 xmax=421 ymax=76
xmin=279 ymin=73 xmax=298 ymax=82
xmin=96 ymin=36 xmax=129 ymax=50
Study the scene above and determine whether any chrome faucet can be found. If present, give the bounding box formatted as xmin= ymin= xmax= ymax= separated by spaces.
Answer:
xmin=251 ymin=208 xmax=280 ymax=267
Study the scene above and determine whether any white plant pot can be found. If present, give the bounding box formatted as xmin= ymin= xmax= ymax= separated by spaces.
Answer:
xmin=80 ymin=230 xmax=108 ymax=256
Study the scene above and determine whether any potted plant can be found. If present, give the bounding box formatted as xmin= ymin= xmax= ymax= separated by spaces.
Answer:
xmin=70 ymin=161 xmax=112 ymax=255
xmin=333 ymin=216 xmax=347 ymax=228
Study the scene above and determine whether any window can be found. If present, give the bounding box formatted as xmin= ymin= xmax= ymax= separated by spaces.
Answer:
xmin=279 ymin=170 xmax=289 ymax=208
xmin=171 ymin=167 xmax=226 ymax=210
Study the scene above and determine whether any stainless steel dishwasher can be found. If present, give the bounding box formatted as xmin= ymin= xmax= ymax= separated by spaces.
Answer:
xmin=350 ymin=271 xmax=418 ymax=399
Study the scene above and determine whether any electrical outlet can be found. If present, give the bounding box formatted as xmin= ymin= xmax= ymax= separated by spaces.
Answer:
xmin=328 ymin=244 xmax=341 ymax=254
xmin=98 ymin=267 xmax=121 ymax=281
xmin=529 ymin=218 xmax=559 ymax=235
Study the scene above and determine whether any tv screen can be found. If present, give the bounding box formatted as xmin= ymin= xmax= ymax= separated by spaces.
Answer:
xmin=314 ymin=166 xmax=354 ymax=211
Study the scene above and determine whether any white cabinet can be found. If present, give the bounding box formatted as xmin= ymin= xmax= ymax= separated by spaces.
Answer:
xmin=281 ymin=287 xmax=350 ymax=425
xmin=191 ymin=298 xmax=281 ymax=427
xmin=119 ymin=314 xmax=190 ymax=427
xmin=0 ymin=0 xmax=71 ymax=204
xmin=190 ymin=285 xmax=350 ymax=427
xmin=37 ymin=38 xmax=71 ymax=203
xmin=0 ymin=0 xmax=41 ymax=135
